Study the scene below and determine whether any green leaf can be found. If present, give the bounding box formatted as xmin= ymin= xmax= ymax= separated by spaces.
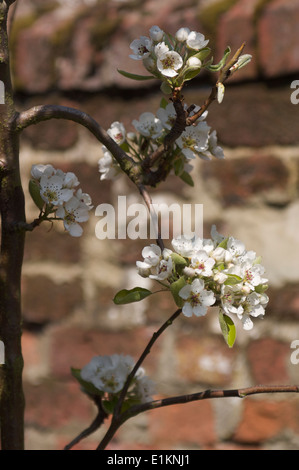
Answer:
xmin=255 ymin=284 xmax=268 ymax=294
xmin=179 ymin=171 xmax=194 ymax=187
xmin=159 ymin=97 xmax=169 ymax=109
xmin=117 ymin=69 xmax=155 ymax=81
xmin=219 ymin=312 xmax=236 ymax=348
xmin=217 ymin=237 xmax=228 ymax=249
xmin=183 ymin=67 xmax=202 ymax=83
xmin=205 ymin=46 xmax=231 ymax=71
xmin=171 ymin=253 xmax=188 ymax=273
xmin=170 ymin=276 xmax=186 ymax=307
xmin=224 ymin=274 xmax=243 ymax=286
xmin=71 ymin=368 xmax=103 ymax=396
xmin=173 ymin=158 xmax=184 ymax=176
xmin=29 ymin=179 xmax=44 ymax=210
xmin=113 ymin=287 xmax=153 ymax=305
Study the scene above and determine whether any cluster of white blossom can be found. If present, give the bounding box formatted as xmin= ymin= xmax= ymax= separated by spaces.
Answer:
xmin=30 ymin=164 xmax=93 ymax=237
xmin=136 ymin=225 xmax=269 ymax=331
xmin=129 ymin=25 xmax=209 ymax=89
xmin=98 ymin=106 xmax=224 ymax=181
xmin=79 ymin=354 xmax=155 ymax=405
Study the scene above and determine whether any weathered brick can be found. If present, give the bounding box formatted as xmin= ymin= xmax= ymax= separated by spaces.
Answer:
xmin=267 ymin=283 xmax=299 ymax=321
xmin=149 ymin=398 xmax=216 ymax=448
xmin=233 ymin=399 xmax=299 ymax=443
xmin=24 ymin=224 xmax=82 ymax=263
xmin=176 ymin=334 xmax=236 ymax=386
xmin=49 ymin=326 xmax=160 ymax=379
xmin=22 ymin=275 xmax=83 ymax=324
xmin=24 ymin=380 xmax=93 ymax=430
xmin=258 ymin=0 xmax=299 ymax=78
xmin=247 ymin=338 xmax=291 ymax=384
xmin=201 ymin=154 xmax=289 ymax=207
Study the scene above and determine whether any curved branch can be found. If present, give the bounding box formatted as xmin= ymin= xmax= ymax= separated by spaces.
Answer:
xmin=15 ymin=104 xmax=137 ymax=178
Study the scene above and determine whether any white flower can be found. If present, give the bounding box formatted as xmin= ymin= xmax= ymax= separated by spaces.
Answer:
xmin=149 ymin=256 xmax=173 ymax=281
xmin=186 ymin=56 xmax=202 ymax=69
xmin=130 ymin=36 xmax=152 ymax=60
xmin=98 ymin=148 xmax=121 ymax=181
xmin=208 ymin=130 xmax=225 ymax=159
xmin=175 ymin=27 xmax=190 ymax=43
xmin=149 ymin=25 xmax=164 ymax=42
xmin=156 ymin=103 xmax=177 ymax=130
xmin=179 ymin=278 xmax=215 ymax=317
xmin=132 ymin=112 xmax=163 ymax=139
xmin=189 ymin=250 xmax=215 ymax=277
xmin=56 ymin=193 xmax=92 ymax=237
xmin=237 ymin=292 xmax=268 ymax=330
xmin=80 ymin=354 xmax=135 ymax=394
xmin=31 ymin=164 xmax=55 ymax=180
xmin=63 ymin=172 xmax=80 ymax=188
xmin=154 ymin=42 xmax=169 ymax=57
xmin=176 ymin=121 xmax=210 ymax=159
xmin=107 ymin=121 xmax=126 ymax=144
xmin=156 ymin=50 xmax=183 ymax=77
xmin=136 ymin=374 xmax=156 ymax=403
xmin=186 ymin=31 xmax=209 ymax=50
xmin=136 ymin=245 xmax=173 ymax=281
xmin=39 ymin=173 xmax=74 ymax=206
xmin=172 ymin=235 xmax=214 ymax=258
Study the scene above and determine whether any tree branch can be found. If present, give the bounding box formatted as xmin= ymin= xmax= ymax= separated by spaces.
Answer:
xmin=15 ymin=104 xmax=138 ymax=178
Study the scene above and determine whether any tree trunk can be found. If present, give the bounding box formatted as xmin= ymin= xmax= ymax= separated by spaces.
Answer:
xmin=0 ymin=1 xmax=25 ymax=450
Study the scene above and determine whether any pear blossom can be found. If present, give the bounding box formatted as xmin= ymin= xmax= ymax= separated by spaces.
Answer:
xmin=130 ymin=36 xmax=152 ymax=60
xmin=81 ymin=354 xmax=135 ymax=394
xmin=175 ymin=27 xmax=190 ymax=43
xmin=186 ymin=31 xmax=209 ymax=50
xmin=39 ymin=173 xmax=74 ymax=206
xmin=176 ymin=121 xmax=211 ymax=159
xmin=132 ymin=112 xmax=163 ymax=139
xmin=149 ymin=25 xmax=164 ymax=42
xmin=98 ymin=148 xmax=121 ymax=181
xmin=179 ymin=278 xmax=216 ymax=317
xmin=189 ymin=250 xmax=215 ymax=277
xmin=107 ymin=121 xmax=126 ymax=144
xmin=156 ymin=50 xmax=183 ymax=77
xmin=31 ymin=164 xmax=55 ymax=180
xmin=56 ymin=193 xmax=92 ymax=237
xmin=80 ymin=354 xmax=155 ymax=404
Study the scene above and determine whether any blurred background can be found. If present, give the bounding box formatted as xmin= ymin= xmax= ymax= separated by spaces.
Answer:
xmin=8 ymin=0 xmax=299 ymax=450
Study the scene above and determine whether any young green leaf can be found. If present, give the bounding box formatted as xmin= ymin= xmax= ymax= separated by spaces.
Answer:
xmin=223 ymin=274 xmax=243 ymax=286
xmin=113 ymin=287 xmax=153 ymax=305
xmin=170 ymin=276 xmax=186 ymax=307
xmin=179 ymin=171 xmax=194 ymax=187
xmin=118 ymin=69 xmax=155 ymax=81
xmin=29 ymin=179 xmax=44 ymax=210
xmin=219 ymin=312 xmax=236 ymax=348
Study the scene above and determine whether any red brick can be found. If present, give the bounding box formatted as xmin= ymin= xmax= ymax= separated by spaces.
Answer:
xmin=49 ymin=326 xmax=160 ymax=379
xmin=176 ymin=335 xmax=236 ymax=386
xmin=149 ymin=398 xmax=216 ymax=448
xmin=247 ymin=338 xmax=291 ymax=384
xmin=217 ymin=0 xmax=260 ymax=81
xmin=233 ymin=399 xmax=299 ymax=443
xmin=22 ymin=275 xmax=83 ymax=324
xmin=258 ymin=0 xmax=299 ymax=77
xmin=201 ymin=154 xmax=289 ymax=207
xmin=24 ymin=380 xmax=94 ymax=429
xmin=267 ymin=284 xmax=299 ymax=321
